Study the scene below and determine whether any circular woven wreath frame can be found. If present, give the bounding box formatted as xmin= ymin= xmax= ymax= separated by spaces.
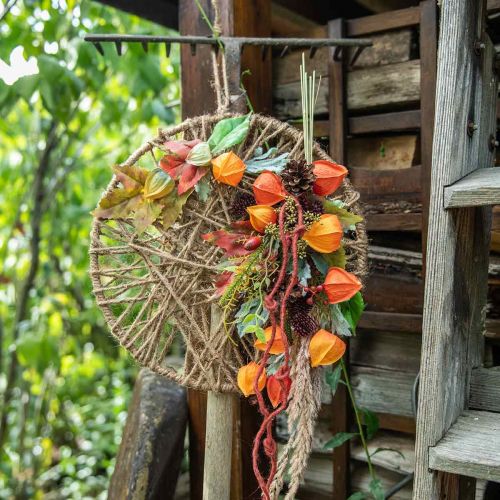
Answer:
xmin=89 ymin=113 xmax=368 ymax=393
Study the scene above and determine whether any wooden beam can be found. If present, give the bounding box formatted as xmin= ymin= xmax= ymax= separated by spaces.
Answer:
xmin=419 ymin=0 xmax=438 ymax=272
xmin=328 ymin=19 xmax=350 ymax=499
xmin=358 ymin=311 xmax=422 ymax=333
xmin=349 ymin=110 xmax=421 ymax=134
xmin=365 ymin=213 xmax=423 ymax=232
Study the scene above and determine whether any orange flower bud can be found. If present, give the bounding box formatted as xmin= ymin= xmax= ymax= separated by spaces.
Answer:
xmin=302 ymin=214 xmax=342 ymax=253
xmin=323 ymin=267 xmax=362 ymax=304
xmin=266 ymin=374 xmax=292 ymax=408
xmin=247 ymin=205 xmax=277 ymax=233
xmin=237 ymin=362 xmax=267 ymax=397
xmin=309 ymin=329 xmax=346 ymax=367
xmin=312 ymin=160 xmax=348 ymax=196
xmin=253 ymin=171 xmax=286 ymax=206
xmin=212 ymin=151 xmax=245 ymax=186
xmin=254 ymin=326 xmax=285 ymax=355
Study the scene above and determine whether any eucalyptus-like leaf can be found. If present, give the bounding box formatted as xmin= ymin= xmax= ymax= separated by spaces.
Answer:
xmin=369 ymin=478 xmax=385 ymax=500
xmin=209 ymin=114 xmax=251 ymax=155
xmin=323 ymin=199 xmax=363 ymax=229
xmin=325 ymin=364 xmax=342 ymax=395
xmin=245 ymin=148 xmax=289 ymax=175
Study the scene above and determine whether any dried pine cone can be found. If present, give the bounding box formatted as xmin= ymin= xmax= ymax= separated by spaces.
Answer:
xmin=281 ymin=159 xmax=316 ymax=196
xmin=300 ymin=195 xmax=323 ymax=215
xmin=288 ymin=296 xmax=318 ymax=337
xmin=230 ymin=192 xmax=255 ymax=220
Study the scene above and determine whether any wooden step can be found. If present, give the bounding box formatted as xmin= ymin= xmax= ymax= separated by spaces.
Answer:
xmin=428 ymin=410 xmax=500 ymax=482
xmin=444 ymin=168 xmax=500 ymax=208
xmin=469 ymin=367 xmax=500 ymax=413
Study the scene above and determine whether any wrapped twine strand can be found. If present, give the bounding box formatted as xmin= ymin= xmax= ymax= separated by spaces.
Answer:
xmin=89 ymin=10 xmax=368 ymax=495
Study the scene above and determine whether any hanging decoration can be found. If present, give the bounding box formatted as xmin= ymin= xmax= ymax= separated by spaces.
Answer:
xmin=89 ymin=54 xmax=367 ymax=499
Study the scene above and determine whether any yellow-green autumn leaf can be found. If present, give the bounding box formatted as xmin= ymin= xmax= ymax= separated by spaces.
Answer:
xmin=92 ymin=190 xmax=142 ymax=219
xmin=323 ymin=200 xmax=363 ymax=228
xmin=133 ymin=199 xmax=163 ymax=234
xmin=161 ymin=190 xmax=191 ymax=230
xmin=112 ymin=164 xmax=148 ymax=193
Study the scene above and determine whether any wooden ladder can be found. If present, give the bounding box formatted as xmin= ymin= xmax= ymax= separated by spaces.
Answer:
xmin=413 ymin=0 xmax=500 ymax=498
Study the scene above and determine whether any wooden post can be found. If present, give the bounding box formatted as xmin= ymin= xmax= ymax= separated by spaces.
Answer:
xmin=328 ymin=18 xmax=350 ymax=500
xmin=179 ymin=1 xmax=271 ymax=499
xmin=413 ymin=0 xmax=497 ymax=498
xmin=419 ymin=0 xmax=438 ymax=273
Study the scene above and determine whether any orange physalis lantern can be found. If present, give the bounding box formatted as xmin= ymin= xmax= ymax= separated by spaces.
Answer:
xmin=212 ymin=151 xmax=245 ymax=186
xmin=247 ymin=205 xmax=277 ymax=233
xmin=254 ymin=326 xmax=285 ymax=355
xmin=312 ymin=160 xmax=348 ymax=196
xmin=266 ymin=374 xmax=292 ymax=408
xmin=324 ymin=267 xmax=362 ymax=304
xmin=237 ymin=361 xmax=267 ymax=397
xmin=253 ymin=171 xmax=287 ymax=206
xmin=302 ymin=214 xmax=342 ymax=253
xmin=309 ymin=329 xmax=346 ymax=367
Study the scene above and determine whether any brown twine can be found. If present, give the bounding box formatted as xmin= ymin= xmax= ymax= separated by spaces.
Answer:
xmin=89 ymin=113 xmax=368 ymax=394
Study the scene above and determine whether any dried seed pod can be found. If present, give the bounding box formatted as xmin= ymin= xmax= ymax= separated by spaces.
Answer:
xmin=143 ymin=168 xmax=175 ymax=200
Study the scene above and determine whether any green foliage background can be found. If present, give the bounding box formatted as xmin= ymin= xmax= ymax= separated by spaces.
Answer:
xmin=0 ymin=1 xmax=180 ymax=497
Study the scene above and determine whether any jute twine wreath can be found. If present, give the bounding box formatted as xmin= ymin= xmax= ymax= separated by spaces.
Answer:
xmin=89 ymin=113 xmax=368 ymax=394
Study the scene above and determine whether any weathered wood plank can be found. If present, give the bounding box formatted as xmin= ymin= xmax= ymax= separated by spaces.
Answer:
xmin=347 ymin=6 xmax=421 ymax=36
xmin=469 ymin=367 xmax=500 ymax=412
xmin=351 ymin=330 xmax=421 ymax=373
xmin=348 ymin=135 xmax=419 ymax=170
xmin=444 ymin=168 xmax=500 ymax=208
xmin=351 ymin=366 xmax=417 ymax=418
xmin=273 ymin=60 xmax=421 ymax=118
xmin=429 ymin=410 xmax=500 ymax=482
xmin=358 ymin=311 xmax=422 ymax=333
xmin=273 ymin=29 xmax=413 ymax=85
xmin=365 ymin=213 xmax=423 ymax=232
xmin=413 ymin=0 xmax=497 ymax=497
xmin=350 ymin=110 xmax=421 ymax=134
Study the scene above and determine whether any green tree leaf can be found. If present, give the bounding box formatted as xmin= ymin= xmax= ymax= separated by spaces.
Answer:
xmin=323 ymin=432 xmax=358 ymax=450
xmin=347 ymin=493 xmax=366 ymax=500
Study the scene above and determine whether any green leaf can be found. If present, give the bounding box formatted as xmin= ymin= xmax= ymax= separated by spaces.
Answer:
xmin=255 ymin=326 xmax=265 ymax=342
xmin=161 ymin=190 xmax=191 ymax=230
xmin=370 ymin=447 xmax=406 ymax=461
xmin=209 ymin=114 xmax=251 ymax=155
xmin=325 ymin=364 xmax=342 ymax=395
xmin=329 ymin=304 xmax=352 ymax=337
xmin=297 ymin=259 xmax=311 ymax=286
xmin=322 ymin=247 xmax=347 ymax=269
xmin=323 ymin=432 xmax=357 ymax=450
xmin=113 ymin=164 xmax=148 ymax=188
xmin=310 ymin=252 xmax=328 ymax=276
xmin=361 ymin=408 xmax=379 ymax=440
xmin=347 ymin=493 xmax=366 ymax=500
xmin=339 ymin=292 xmax=365 ymax=333
xmin=323 ymin=200 xmax=363 ymax=229
xmin=369 ymin=478 xmax=384 ymax=500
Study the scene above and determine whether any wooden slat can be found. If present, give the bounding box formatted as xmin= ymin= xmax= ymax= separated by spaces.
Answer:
xmin=358 ymin=311 xmax=422 ymax=333
xmin=444 ymin=168 xmax=500 ymax=208
xmin=351 ymin=366 xmax=417 ymax=418
xmin=413 ymin=1 xmax=497 ymax=497
xmin=350 ymin=110 xmax=421 ymax=134
xmin=469 ymin=367 xmax=500 ymax=412
xmin=273 ymin=60 xmax=421 ymax=118
xmin=428 ymin=410 xmax=500 ymax=482
xmin=365 ymin=213 xmax=423 ymax=232
xmin=350 ymin=165 xmax=421 ymax=201
xmin=351 ymin=330 xmax=421 ymax=373
xmin=346 ymin=6 xmax=421 ymax=36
